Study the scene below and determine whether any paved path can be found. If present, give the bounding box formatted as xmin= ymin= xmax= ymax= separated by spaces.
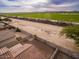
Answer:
xmin=10 ymin=18 xmax=79 ymax=53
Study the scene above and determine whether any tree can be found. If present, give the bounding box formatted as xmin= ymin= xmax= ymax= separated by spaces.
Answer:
xmin=60 ymin=26 xmax=79 ymax=46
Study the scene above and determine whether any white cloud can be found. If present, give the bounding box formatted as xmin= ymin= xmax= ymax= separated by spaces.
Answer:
xmin=0 ymin=0 xmax=79 ymax=13
xmin=0 ymin=7 xmax=34 ymax=13
xmin=0 ymin=0 xmax=20 ymax=6
xmin=0 ymin=0 xmax=48 ymax=6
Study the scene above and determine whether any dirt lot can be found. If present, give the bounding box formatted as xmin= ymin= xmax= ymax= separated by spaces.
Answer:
xmin=10 ymin=18 xmax=79 ymax=53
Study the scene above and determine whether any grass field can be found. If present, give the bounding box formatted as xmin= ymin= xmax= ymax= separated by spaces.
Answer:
xmin=1 ymin=12 xmax=79 ymax=22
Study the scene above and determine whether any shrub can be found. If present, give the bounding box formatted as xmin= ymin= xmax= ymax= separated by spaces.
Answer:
xmin=16 ymin=28 xmax=21 ymax=32
xmin=0 ymin=17 xmax=2 ymax=21
xmin=61 ymin=26 xmax=79 ymax=46
xmin=3 ymin=18 xmax=12 ymax=22
xmin=0 ymin=19 xmax=2 ymax=21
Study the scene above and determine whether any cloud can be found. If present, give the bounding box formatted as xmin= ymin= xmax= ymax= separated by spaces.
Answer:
xmin=0 ymin=0 xmax=48 ymax=6
xmin=0 ymin=0 xmax=79 ymax=13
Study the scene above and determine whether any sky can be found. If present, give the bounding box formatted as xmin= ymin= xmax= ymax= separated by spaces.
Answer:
xmin=0 ymin=0 xmax=79 ymax=13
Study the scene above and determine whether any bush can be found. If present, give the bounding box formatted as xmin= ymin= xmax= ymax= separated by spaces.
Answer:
xmin=61 ymin=26 xmax=79 ymax=46
xmin=3 ymin=18 xmax=12 ymax=22
xmin=0 ymin=19 xmax=2 ymax=21
xmin=16 ymin=28 xmax=21 ymax=32
xmin=0 ymin=17 xmax=2 ymax=21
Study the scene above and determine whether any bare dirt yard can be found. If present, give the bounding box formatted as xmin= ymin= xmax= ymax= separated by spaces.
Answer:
xmin=10 ymin=18 xmax=79 ymax=53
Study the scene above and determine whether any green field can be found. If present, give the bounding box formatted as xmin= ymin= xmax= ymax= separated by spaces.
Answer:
xmin=1 ymin=12 xmax=79 ymax=22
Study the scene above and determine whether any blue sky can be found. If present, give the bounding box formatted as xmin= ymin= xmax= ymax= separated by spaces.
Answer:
xmin=0 ymin=0 xmax=79 ymax=13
